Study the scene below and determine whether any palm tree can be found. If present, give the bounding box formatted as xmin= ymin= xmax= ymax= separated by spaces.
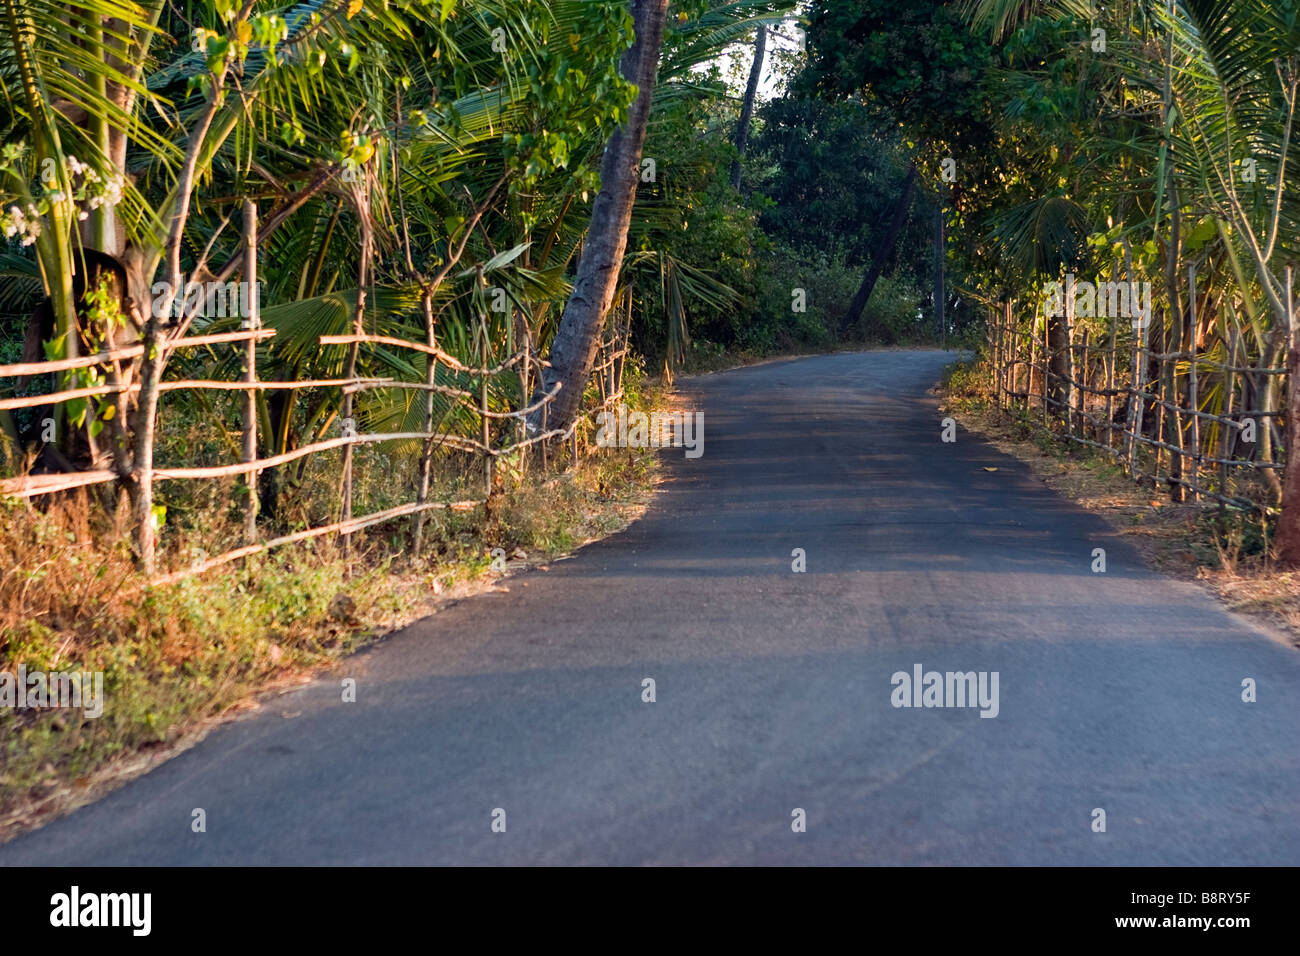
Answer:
xmin=964 ymin=0 xmax=1300 ymax=553
xmin=530 ymin=0 xmax=672 ymax=434
xmin=730 ymin=24 xmax=766 ymax=189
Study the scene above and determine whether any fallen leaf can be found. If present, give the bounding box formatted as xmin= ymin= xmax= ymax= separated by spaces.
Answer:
xmin=982 ymin=467 xmax=998 ymax=472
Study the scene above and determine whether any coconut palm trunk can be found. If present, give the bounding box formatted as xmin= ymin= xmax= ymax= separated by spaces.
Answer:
xmin=529 ymin=0 xmax=670 ymax=434
xmin=730 ymin=25 xmax=766 ymax=190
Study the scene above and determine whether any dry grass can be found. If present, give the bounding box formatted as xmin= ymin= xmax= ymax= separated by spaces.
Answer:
xmin=0 ymin=390 xmax=665 ymax=841
xmin=939 ymin=360 xmax=1300 ymax=648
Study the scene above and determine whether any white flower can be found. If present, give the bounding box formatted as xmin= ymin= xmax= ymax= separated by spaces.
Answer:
xmin=1 ymin=204 xmax=42 ymax=245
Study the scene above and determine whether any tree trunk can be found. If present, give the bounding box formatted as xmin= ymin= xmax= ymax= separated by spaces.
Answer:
xmin=1276 ymin=267 xmax=1300 ymax=565
xmin=1277 ymin=344 xmax=1300 ymax=563
xmin=529 ymin=0 xmax=670 ymax=434
xmin=842 ymin=161 xmax=917 ymax=335
xmin=729 ymin=26 xmax=766 ymax=190
xmin=933 ymin=193 xmax=945 ymax=344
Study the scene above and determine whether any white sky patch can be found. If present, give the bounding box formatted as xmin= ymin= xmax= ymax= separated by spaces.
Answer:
xmin=698 ymin=20 xmax=804 ymax=105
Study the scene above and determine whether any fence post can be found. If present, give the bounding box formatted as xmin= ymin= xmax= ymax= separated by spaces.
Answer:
xmin=1004 ymin=300 xmax=1014 ymax=409
xmin=481 ymin=313 xmax=492 ymax=497
xmin=1064 ymin=290 xmax=1076 ymax=440
xmin=1077 ymin=329 xmax=1089 ymax=441
xmin=993 ymin=308 xmax=1002 ymax=408
xmin=1105 ymin=296 xmax=1118 ymax=450
xmin=1162 ymin=312 xmax=1187 ymax=502
xmin=242 ymin=200 xmax=259 ymax=545
xmin=413 ymin=289 xmax=437 ymax=555
xmin=1042 ymin=315 xmax=1050 ymax=428
xmin=1027 ymin=315 xmax=1038 ymax=416
xmin=1008 ymin=300 xmax=1019 ymax=405
xmin=1285 ymin=264 xmax=1296 ymax=510
xmin=1153 ymin=314 xmax=1168 ymax=483
xmin=339 ymin=225 xmax=371 ymax=554
xmin=518 ymin=308 xmax=530 ymax=478
xmin=1221 ymin=325 xmax=1238 ymax=514
xmin=1128 ymin=301 xmax=1147 ymax=476
xmin=1187 ymin=263 xmax=1200 ymax=502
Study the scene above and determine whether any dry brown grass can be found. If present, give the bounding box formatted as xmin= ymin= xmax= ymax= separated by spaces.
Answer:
xmin=0 ymin=400 xmax=663 ymax=841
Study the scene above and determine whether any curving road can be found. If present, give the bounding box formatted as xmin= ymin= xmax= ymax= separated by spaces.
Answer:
xmin=3 ymin=350 xmax=1298 ymax=865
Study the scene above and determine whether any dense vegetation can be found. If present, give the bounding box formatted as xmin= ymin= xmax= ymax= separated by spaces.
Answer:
xmin=0 ymin=0 xmax=950 ymax=816
xmin=0 ymin=0 xmax=946 ymax=554
xmin=801 ymin=0 xmax=1300 ymax=559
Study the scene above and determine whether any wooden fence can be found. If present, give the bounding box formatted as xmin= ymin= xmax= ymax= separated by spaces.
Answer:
xmin=0 ymin=205 xmax=631 ymax=585
xmin=985 ymin=268 xmax=1294 ymax=513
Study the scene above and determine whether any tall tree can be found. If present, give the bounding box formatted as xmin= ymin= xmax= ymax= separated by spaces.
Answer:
xmin=530 ymin=0 xmax=672 ymax=433
xmin=841 ymin=162 xmax=918 ymax=332
xmin=799 ymin=0 xmax=997 ymax=325
xmin=730 ymin=25 xmax=766 ymax=189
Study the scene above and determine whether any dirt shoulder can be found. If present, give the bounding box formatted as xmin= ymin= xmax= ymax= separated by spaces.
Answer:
xmin=0 ymin=438 xmax=662 ymax=843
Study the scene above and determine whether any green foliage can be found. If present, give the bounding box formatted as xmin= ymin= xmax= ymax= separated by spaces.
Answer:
xmin=744 ymin=241 xmax=928 ymax=352
xmin=798 ymin=0 xmax=999 ymax=152
xmin=748 ymin=96 xmax=931 ymax=268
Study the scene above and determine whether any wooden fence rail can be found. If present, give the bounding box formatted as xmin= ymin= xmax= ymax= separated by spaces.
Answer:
xmin=986 ymin=285 xmax=1291 ymax=513
xmin=2 ymin=325 xmax=624 ymax=576
xmin=2 ymin=208 xmax=631 ymax=584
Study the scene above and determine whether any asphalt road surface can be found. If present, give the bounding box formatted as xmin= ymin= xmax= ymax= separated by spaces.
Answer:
xmin=4 ymin=350 xmax=1298 ymax=865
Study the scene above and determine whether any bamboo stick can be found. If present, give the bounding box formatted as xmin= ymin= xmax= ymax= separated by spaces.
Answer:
xmin=0 ymin=346 xmax=144 ymax=377
xmin=0 ymin=469 xmax=117 ymax=497
xmin=1187 ymin=263 xmax=1200 ymax=502
xmin=1128 ymin=292 xmax=1148 ymax=475
xmin=413 ymin=289 xmax=437 ymax=556
xmin=480 ymin=315 xmax=492 ymax=496
xmin=0 ymin=330 xmax=274 ymax=379
xmin=318 ymin=334 xmax=526 ymax=376
xmin=0 ymin=384 xmax=136 ymax=412
xmin=242 ymin=200 xmax=259 ymax=544
xmin=1105 ymin=307 xmax=1117 ymax=449
xmin=1220 ymin=327 xmax=1238 ymax=509
xmin=149 ymin=497 xmax=485 ymax=587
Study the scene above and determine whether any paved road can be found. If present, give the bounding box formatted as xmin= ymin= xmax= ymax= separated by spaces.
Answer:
xmin=3 ymin=350 xmax=1298 ymax=865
